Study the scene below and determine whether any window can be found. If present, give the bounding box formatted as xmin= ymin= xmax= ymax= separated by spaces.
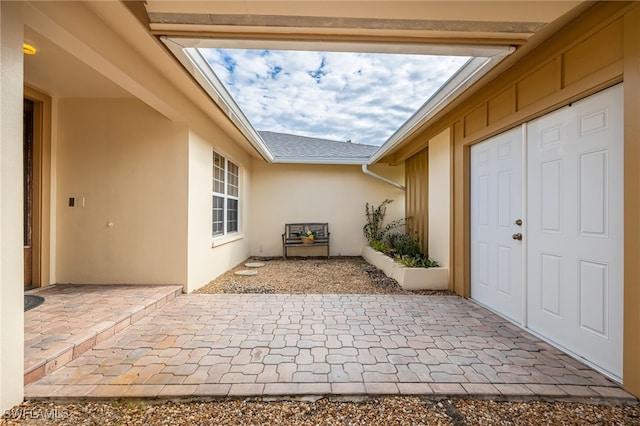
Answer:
xmin=212 ymin=151 xmax=240 ymax=237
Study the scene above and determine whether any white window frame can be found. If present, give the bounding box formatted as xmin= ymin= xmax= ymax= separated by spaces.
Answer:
xmin=212 ymin=151 xmax=240 ymax=240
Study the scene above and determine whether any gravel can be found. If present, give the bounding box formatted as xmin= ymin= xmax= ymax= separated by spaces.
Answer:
xmin=194 ymin=256 xmax=454 ymax=296
xmin=3 ymin=397 xmax=638 ymax=425
xmin=7 ymin=257 xmax=638 ymax=424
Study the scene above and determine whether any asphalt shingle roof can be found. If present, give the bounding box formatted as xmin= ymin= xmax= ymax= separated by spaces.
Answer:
xmin=259 ymin=131 xmax=379 ymax=164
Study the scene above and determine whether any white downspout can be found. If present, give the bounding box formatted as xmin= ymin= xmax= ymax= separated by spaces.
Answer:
xmin=361 ymin=164 xmax=405 ymax=191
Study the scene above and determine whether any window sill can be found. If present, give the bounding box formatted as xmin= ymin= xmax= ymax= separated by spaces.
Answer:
xmin=211 ymin=233 xmax=243 ymax=248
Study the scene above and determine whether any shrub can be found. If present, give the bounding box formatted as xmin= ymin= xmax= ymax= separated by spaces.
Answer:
xmin=362 ymin=199 xmax=407 ymax=244
xmin=363 ymin=200 xmax=439 ymax=268
xmin=362 ymin=199 xmax=440 ymax=268
xmin=385 ymin=232 xmax=423 ymax=258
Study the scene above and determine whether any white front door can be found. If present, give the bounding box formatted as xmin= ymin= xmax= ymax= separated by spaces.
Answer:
xmin=526 ymin=84 xmax=624 ymax=379
xmin=470 ymin=84 xmax=624 ymax=380
xmin=470 ymin=126 xmax=523 ymax=323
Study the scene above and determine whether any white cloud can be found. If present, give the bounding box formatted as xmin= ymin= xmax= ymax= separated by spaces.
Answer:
xmin=202 ymin=49 xmax=469 ymax=146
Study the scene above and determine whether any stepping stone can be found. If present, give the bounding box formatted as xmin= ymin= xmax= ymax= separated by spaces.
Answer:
xmin=245 ymin=262 xmax=266 ymax=268
xmin=234 ymin=269 xmax=258 ymax=276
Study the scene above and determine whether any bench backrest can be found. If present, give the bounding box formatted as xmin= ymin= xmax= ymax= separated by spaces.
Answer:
xmin=284 ymin=223 xmax=329 ymax=242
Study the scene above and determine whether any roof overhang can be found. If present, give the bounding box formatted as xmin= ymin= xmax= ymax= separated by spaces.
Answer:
xmin=164 ymin=37 xmax=275 ymax=162
xmin=162 ymin=37 xmax=514 ymax=164
xmin=149 ymin=1 xmax=586 ymax=164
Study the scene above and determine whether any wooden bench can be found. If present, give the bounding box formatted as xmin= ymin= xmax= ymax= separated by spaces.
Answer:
xmin=282 ymin=223 xmax=330 ymax=259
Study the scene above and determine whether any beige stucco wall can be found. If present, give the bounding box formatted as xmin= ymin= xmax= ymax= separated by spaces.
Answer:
xmin=427 ymin=129 xmax=451 ymax=268
xmin=54 ymin=98 xmax=189 ymax=285
xmin=21 ymin=0 xmax=262 ymax=293
xmin=250 ymin=161 xmax=405 ymax=258
xmin=186 ymin=129 xmax=254 ymax=293
xmin=0 ymin=0 xmax=25 ymax=412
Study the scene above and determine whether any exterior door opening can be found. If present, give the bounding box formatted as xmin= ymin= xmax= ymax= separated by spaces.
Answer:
xmin=470 ymin=84 xmax=624 ymax=381
xmin=24 ymin=99 xmax=34 ymax=289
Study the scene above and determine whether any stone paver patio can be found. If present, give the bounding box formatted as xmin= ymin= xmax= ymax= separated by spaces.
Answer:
xmin=24 ymin=288 xmax=635 ymax=401
xmin=24 ymin=284 xmax=183 ymax=385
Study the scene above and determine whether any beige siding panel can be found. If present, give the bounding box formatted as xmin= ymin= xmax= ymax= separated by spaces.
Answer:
xmin=405 ymin=150 xmax=428 ymax=253
xmin=451 ymin=120 xmax=468 ymax=296
xmin=488 ymin=87 xmax=515 ymax=126
xmin=463 ymin=104 xmax=487 ymax=138
xmin=563 ymin=19 xmax=624 ymax=87
xmin=516 ymin=60 xmax=558 ymax=111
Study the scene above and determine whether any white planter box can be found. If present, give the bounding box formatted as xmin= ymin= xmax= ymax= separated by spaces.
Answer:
xmin=361 ymin=245 xmax=449 ymax=290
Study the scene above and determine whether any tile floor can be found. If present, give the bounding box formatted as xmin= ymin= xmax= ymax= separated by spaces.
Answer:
xmin=23 ymin=288 xmax=635 ymax=401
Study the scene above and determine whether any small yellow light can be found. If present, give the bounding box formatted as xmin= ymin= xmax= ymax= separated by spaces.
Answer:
xmin=23 ymin=43 xmax=37 ymax=55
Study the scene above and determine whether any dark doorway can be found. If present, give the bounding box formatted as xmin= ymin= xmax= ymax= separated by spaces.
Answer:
xmin=24 ymin=99 xmax=34 ymax=289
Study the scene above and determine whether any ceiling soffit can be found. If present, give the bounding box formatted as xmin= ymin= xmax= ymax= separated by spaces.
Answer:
xmin=148 ymin=13 xmax=544 ymax=44
xmin=144 ymin=1 xmax=583 ymax=44
xmin=143 ymin=1 xmax=587 ymax=163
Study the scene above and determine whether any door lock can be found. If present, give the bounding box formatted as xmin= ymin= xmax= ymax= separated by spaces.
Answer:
xmin=515 ymin=219 xmax=523 ymax=226
xmin=512 ymin=233 xmax=523 ymax=241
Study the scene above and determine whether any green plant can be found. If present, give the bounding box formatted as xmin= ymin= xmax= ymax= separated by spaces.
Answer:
xmin=363 ymin=199 xmax=439 ymax=268
xmin=370 ymin=240 xmax=388 ymax=253
xmin=385 ymin=232 xmax=423 ymax=258
xmin=363 ymin=199 xmax=391 ymax=243
xmin=395 ymin=254 xmax=440 ymax=268
xmin=363 ymin=199 xmax=408 ymax=244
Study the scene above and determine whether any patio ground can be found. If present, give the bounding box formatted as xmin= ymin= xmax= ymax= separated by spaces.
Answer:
xmin=15 ymin=257 xmax=638 ymax=424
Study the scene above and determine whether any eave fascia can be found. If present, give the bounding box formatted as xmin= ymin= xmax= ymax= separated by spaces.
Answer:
xmin=270 ymin=157 xmax=373 ymax=165
xmin=161 ymin=36 xmax=275 ymax=163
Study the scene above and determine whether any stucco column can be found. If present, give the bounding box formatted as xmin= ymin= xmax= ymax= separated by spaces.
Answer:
xmin=0 ymin=0 xmax=25 ymax=411
xmin=427 ymin=129 xmax=451 ymax=270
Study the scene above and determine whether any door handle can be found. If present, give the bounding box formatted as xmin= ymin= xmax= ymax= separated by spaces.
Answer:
xmin=512 ymin=233 xmax=523 ymax=241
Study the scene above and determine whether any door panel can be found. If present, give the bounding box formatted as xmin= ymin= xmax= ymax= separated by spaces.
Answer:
xmin=471 ymin=126 xmax=523 ymax=323
xmin=527 ymin=84 xmax=623 ymax=379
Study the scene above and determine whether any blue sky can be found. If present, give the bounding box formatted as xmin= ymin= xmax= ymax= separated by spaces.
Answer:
xmin=202 ymin=49 xmax=470 ymax=146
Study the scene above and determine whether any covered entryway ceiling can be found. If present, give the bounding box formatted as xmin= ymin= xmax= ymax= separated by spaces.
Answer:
xmin=143 ymin=1 xmax=591 ymax=162
xmin=144 ymin=1 xmax=590 ymax=160
xmin=23 ymin=26 xmax=131 ymax=98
